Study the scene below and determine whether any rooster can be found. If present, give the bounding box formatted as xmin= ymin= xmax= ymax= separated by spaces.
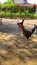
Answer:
xmin=17 ymin=19 xmax=37 ymax=44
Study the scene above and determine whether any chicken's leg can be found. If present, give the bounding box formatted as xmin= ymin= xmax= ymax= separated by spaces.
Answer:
xmin=26 ymin=39 xmax=30 ymax=45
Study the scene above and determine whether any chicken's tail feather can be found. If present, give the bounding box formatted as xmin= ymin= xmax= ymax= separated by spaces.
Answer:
xmin=21 ymin=18 xmax=25 ymax=24
xmin=32 ymin=24 xmax=37 ymax=34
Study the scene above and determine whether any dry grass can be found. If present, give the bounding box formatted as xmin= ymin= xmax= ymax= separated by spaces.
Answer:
xmin=0 ymin=32 xmax=37 ymax=65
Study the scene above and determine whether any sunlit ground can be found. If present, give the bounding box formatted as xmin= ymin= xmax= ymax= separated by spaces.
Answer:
xmin=0 ymin=19 xmax=37 ymax=65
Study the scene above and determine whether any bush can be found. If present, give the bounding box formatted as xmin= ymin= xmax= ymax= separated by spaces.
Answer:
xmin=10 ymin=13 xmax=15 ymax=17
xmin=11 ymin=5 xmax=19 ymax=13
xmin=0 ymin=11 xmax=11 ymax=17
xmin=21 ymin=13 xmax=25 ymax=17
xmin=25 ymin=12 xmax=31 ymax=17
xmin=29 ymin=4 xmax=36 ymax=13
xmin=29 ymin=7 xmax=36 ymax=13
xmin=0 ymin=4 xmax=36 ymax=13
xmin=10 ymin=13 xmax=20 ymax=17
xmin=19 ymin=6 xmax=25 ymax=13
xmin=0 ymin=3 xmax=36 ymax=18
xmin=0 ymin=12 xmax=5 ymax=17
xmin=15 ymin=13 xmax=20 ymax=17
xmin=33 ymin=14 xmax=37 ymax=18
xmin=5 ymin=11 xmax=11 ymax=17
xmin=25 ymin=11 xmax=34 ymax=18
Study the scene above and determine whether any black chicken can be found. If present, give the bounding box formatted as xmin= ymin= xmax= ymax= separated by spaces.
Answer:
xmin=17 ymin=19 xmax=37 ymax=41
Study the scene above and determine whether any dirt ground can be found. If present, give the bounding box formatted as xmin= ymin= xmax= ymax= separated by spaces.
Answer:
xmin=0 ymin=18 xmax=37 ymax=65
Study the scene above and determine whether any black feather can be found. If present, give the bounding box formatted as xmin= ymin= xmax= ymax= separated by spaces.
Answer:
xmin=32 ymin=27 xmax=35 ymax=33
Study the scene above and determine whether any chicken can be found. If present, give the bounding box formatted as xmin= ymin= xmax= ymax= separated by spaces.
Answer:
xmin=17 ymin=19 xmax=37 ymax=41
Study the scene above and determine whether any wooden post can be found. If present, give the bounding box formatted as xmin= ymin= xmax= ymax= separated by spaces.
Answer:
xmin=0 ymin=18 xmax=2 ymax=25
